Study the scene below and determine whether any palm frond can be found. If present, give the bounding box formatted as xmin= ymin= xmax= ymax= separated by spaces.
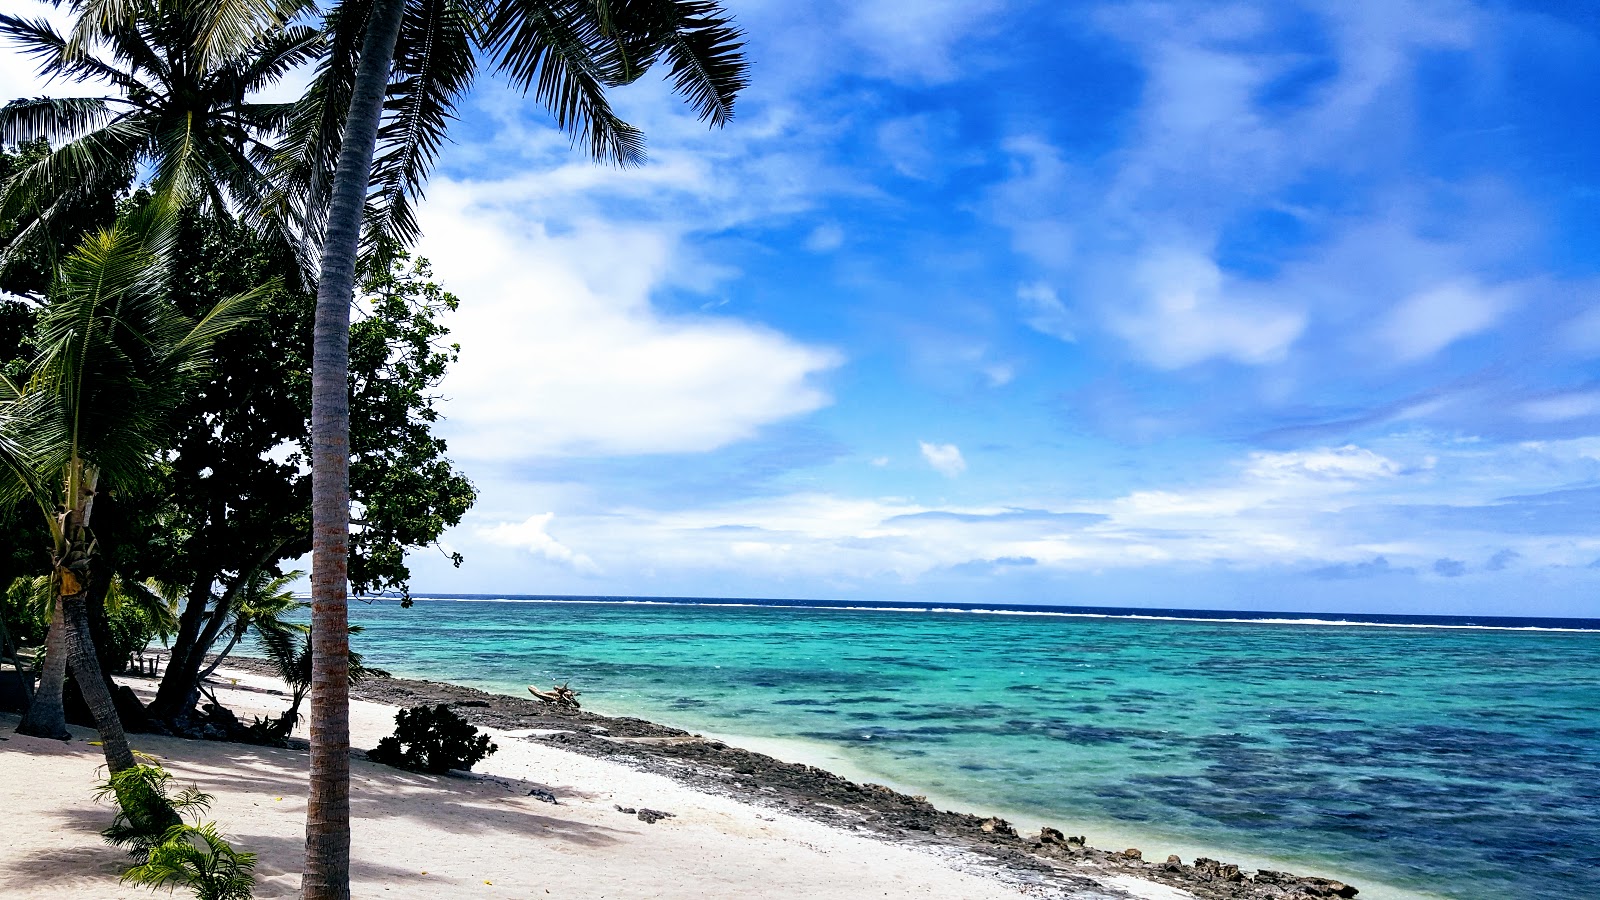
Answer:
xmin=364 ymin=0 xmax=476 ymax=248
xmin=190 ymin=0 xmax=310 ymax=71
xmin=269 ymin=0 xmax=370 ymax=246
xmin=64 ymin=0 xmax=150 ymax=60
xmin=652 ymin=0 xmax=746 ymax=128
xmin=0 ymin=117 xmax=147 ymax=273
xmin=161 ymin=279 xmax=273 ymax=380
xmin=0 ymin=97 xmax=116 ymax=146
xmin=229 ymin=23 xmax=325 ymax=94
xmin=589 ymin=0 xmax=746 ymax=127
xmin=0 ymin=14 xmax=145 ymax=91
xmin=483 ymin=0 xmax=646 ymax=166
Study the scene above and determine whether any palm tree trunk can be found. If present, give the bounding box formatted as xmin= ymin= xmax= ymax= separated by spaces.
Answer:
xmin=16 ymin=598 xmax=69 ymax=740
xmin=62 ymin=591 xmax=136 ymax=772
xmin=302 ymin=0 xmax=406 ymax=896
xmin=196 ymin=622 xmax=245 ymax=682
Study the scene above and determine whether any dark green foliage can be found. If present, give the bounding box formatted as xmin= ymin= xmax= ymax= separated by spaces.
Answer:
xmin=368 ymin=704 xmax=497 ymax=774
xmin=95 ymin=764 xmax=211 ymax=860
xmin=347 ymin=245 xmax=475 ymax=600
xmin=148 ymin=217 xmax=473 ymax=721
xmin=121 ymin=823 xmax=257 ymax=900
xmin=155 ymin=218 xmax=473 ymax=598
xmin=0 ymin=139 xmax=126 ymax=299
xmin=98 ymin=765 xmax=255 ymax=898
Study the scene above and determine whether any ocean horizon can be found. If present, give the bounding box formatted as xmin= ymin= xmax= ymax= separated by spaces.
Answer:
xmin=305 ymin=595 xmax=1599 ymax=900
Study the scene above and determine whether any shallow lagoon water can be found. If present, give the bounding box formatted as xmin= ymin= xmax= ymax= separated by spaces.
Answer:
xmin=331 ymin=598 xmax=1599 ymax=900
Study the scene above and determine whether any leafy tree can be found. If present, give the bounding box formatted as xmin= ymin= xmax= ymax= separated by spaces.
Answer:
xmin=144 ymin=216 xmax=473 ymax=726
xmin=288 ymin=3 xmax=748 ymax=892
xmin=0 ymin=205 xmax=260 ymax=769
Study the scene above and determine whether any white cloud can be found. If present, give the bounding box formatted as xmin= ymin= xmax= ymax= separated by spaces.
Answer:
xmin=1243 ymin=446 xmax=1403 ymax=482
xmin=1520 ymin=391 xmax=1600 ymax=423
xmin=1017 ymin=281 xmax=1074 ymax=342
xmin=805 ymin=223 xmax=844 ymax=252
xmin=982 ymin=363 xmax=1015 ymax=387
xmin=875 ymin=111 xmax=966 ymax=179
xmin=1380 ymin=280 xmax=1512 ymax=362
xmin=477 ymin=514 xmax=599 ymax=573
xmin=919 ymin=442 xmax=966 ymax=477
xmin=1109 ymin=249 xmax=1304 ymax=367
xmin=419 ymin=178 xmax=842 ymax=460
xmin=842 ymin=0 xmax=1013 ymax=83
xmin=414 ymin=437 xmax=1600 ymax=595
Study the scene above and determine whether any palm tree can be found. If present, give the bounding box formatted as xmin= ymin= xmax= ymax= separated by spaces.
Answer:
xmin=0 ymin=0 xmax=320 ymax=276
xmin=288 ymin=4 xmax=747 ymax=895
xmin=0 ymin=204 xmax=261 ymax=770
xmin=196 ymin=567 xmax=303 ymax=681
xmin=256 ymin=620 xmax=384 ymax=741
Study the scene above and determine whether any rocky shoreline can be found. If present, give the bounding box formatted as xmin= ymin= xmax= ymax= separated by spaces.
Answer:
xmin=220 ymin=658 xmax=1362 ymax=899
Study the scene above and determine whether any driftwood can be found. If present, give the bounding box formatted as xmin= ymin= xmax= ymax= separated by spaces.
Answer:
xmin=528 ymin=682 xmax=581 ymax=709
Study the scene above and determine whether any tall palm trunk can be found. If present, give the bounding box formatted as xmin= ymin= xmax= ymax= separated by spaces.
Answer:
xmin=17 ymin=596 xmax=69 ymax=739
xmin=302 ymin=0 xmax=406 ymax=896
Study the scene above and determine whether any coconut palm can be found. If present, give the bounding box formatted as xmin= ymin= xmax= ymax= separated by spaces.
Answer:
xmin=0 ymin=204 xmax=262 ymax=770
xmin=255 ymin=620 xmax=384 ymax=741
xmin=285 ymin=4 xmax=746 ymax=894
xmin=0 ymin=0 xmax=321 ymax=276
xmin=196 ymin=567 xmax=304 ymax=681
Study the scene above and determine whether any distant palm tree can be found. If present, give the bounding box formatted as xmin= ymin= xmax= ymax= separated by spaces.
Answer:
xmin=0 ymin=205 xmax=261 ymax=770
xmin=196 ymin=567 xmax=304 ymax=681
xmin=287 ymin=3 xmax=748 ymax=895
xmin=0 ymin=0 xmax=320 ymax=275
xmin=256 ymin=621 xmax=384 ymax=741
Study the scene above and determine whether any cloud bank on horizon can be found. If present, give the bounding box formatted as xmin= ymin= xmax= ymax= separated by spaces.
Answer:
xmin=5 ymin=0 xmax=1596 ymax=615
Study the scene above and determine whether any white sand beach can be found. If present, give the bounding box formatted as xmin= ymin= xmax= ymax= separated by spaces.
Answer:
xmin=0 ymin=667 xmax=1184 ymax=900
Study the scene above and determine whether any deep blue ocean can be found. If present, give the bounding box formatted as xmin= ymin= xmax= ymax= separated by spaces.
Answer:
xmin=330 ymin=596 xmax=1599 ymax=900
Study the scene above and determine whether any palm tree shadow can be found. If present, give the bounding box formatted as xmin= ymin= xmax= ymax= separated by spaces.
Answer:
xmin=182 ymin=742 xmax=632 ymax=848
xmin=0 ymin=806 xmax=130 ymax=888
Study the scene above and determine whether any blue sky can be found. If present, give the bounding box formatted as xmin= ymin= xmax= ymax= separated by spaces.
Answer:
xmin=414 ymin=0 xmax=1600 ymax=617
xmin=6 ymin=0 xmax=1599 ymax=615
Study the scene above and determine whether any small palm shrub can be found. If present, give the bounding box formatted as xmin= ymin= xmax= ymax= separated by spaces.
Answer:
xmin=95 ymin=765 xmax=211 ymax=859
xmin=122 ymin=823 xmax=257 ymax=900
xmin=96 ymin=765 xmax=256 ymax=899
xmin=368 ymin=704 xmax=497 ymax=774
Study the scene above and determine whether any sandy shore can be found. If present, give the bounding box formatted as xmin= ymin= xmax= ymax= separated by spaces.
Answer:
xmin=0 ymin=666 xmax=1362 ymax=899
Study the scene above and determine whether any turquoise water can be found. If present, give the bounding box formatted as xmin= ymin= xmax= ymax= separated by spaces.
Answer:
xmin=336 ymin=599 xmax=1599 ymax=900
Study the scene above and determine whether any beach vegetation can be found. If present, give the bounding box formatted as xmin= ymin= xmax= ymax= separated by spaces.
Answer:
xmin=144 ymin=225 xmax=473 ymax=729
xmin=96 ymin=763 xmax=211 ymax=859
xmin=367 ymin=703 xmax=497 ymax=774
xmin=249 ymin=622 xmax=387 ymax=745
xmin=122 ymin=823 xmax=258 ymax=900
xmin=0 ymin=204 xmax=260 ymax=767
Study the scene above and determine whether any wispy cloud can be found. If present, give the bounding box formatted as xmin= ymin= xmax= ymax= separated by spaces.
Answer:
xmin=919 ymin=442 xmax=967 ymax=477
